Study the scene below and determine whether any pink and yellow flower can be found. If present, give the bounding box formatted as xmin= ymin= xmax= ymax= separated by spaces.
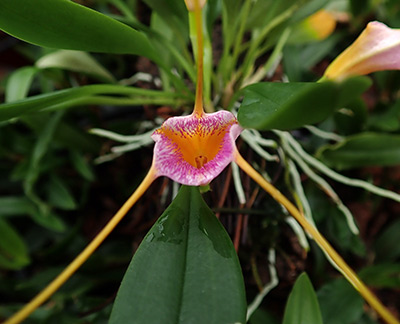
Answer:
xmin=324 ymin=21 xmax=400 ymax=80
xmin=152 ymin=111 xmax=242 ymax=186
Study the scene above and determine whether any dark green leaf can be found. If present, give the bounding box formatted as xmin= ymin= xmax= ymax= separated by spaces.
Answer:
xmin=359 ymin=263 xmax=400 ymax=288
xmin=0 ymin=0 xmax=156 ymax=60
xmin=238 ymin=82 xmax=337 ymax=130
xmin=0 ymin=196 xmax=37 ymax=217
xmin=69 ymin=151 xmax=95 ymax=181
xmin=23 ymin=116 xmax=100 ymax=154
xmin=374 ymin=219 xmax=400 ymax=262
xmin=109 ymin=186 xmax=246 ymax=324
xmin=238 ymin=77 xmax=371 ymax=131
xmin=24 ymin=112 xmax=64 ymax=193
xmin=249 ymin=308 xmax=280 ymax=324
xmin=368 ymin=100 xmax=400 ymax=132
xmin=0 ymin=219 xmax=30 ymax=270
xmin=334 ymin=98 xmax=368 ymax=135
xmin=317 ymin=278 xmax=364 ymax=324
xmin=46 ymin=175 xmax=77 ymax=210
xmin=29 ymin=211 xmax=66 ymax=233
xmin=144 ymin=0 xmax=188 ymax=41
xmin=283 ymin=272 xmax=323 ymax=324
xmin=317 ymin=133 xmax=400 ymax=170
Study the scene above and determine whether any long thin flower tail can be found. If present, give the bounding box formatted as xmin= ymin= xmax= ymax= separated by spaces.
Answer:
xmin=4 ymin=167 xmax=158 ymax=324
xmin=235 ymin=152 xmax=399 ymax=324
xmin=186 ymin=0 xmax=205 ymax=116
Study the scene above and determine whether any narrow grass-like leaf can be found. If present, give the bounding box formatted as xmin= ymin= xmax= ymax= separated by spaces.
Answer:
xmin=282 ymin=272 xmax=323 ymax=324
xmin=0 ymin=85 xmax=182 ymax=122
xmin=109 ymin=185 xmax=246 ymax=324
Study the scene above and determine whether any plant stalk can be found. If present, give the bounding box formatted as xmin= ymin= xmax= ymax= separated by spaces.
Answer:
xmin=4 ymin=167 xmax=158 ymax=324
xmin=235 ymin=152 xmax=399 ymax=324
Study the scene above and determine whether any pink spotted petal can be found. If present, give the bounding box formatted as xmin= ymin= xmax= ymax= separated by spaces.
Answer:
xmin=151 ymin=110 xmax=242 ymax=186
xmin=324 ymin=21 xmax=400 ymax=80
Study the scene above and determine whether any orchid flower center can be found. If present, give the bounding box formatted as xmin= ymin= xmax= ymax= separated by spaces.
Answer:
xmin=160 ymin=116 xmax=234 ymax=169
xmin=151 ymin=111 xmax=241 ymax=186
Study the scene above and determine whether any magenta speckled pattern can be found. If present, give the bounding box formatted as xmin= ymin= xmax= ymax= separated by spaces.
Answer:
xmin=151 ymin=110 xmax=242 ymax=186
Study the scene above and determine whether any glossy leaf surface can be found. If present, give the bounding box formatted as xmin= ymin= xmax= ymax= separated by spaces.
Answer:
xmin=109 ymin=186 xmax=246 ymax=324
xmin=238 ymin=77 xmax=371 ymax=130
xmin=0 ymin=0 xmax=156 ymax=59
xmin=282 ymin=272 xmax=323 ymax=324
xmin=317 ymin=133 xmax=400 ymax=170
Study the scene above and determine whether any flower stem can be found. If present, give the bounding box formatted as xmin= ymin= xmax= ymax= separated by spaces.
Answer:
xmin=234 ymin=152 xmax=399 ymax=324
xmin=193 ymin=0 xmax=204 ymax=116
xmin=4 ymin=167 xmax=158 ymax=324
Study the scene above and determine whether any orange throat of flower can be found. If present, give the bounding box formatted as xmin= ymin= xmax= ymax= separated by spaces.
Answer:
xmin=160 ymin=120 xmax=230 ymax=169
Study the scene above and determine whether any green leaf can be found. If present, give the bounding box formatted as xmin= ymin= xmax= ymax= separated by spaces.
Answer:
xmin=316 ymin=133 xmax=400 ymax=170
xmin=334 ymin=98 xmax=368 ymax=135
xmin=249 ymin=308 xmax=280 ymax=324
xmin=36 ymin=50 xmax=115 ymax=82
xmin=109 ymin=186 xmax=246 ymax=324
xmin=0 ymin=0 xmax=156 ymax=60
xmin=238 ymin=81 xmax=337 ymax=130
xmin=143 ymin=0 xmax=188 ymax=40
xmin=0 ymin=219 xmax=30 ymax=270
xmin=0 ymin=196 xmax=65 ymax=232
xmin=23 ymin=115 xmax=100 ymax=154
xmin=46 ymin=175 xmax=77 ymax=210
xmin=317 ymin=278 xmax=364 ymax=324
xmin=0 ymin=84 xmax=179 ymax=122
xmin=368 ymin=100 xmax=400 ymax=132
xmin=24 ymin=112 xmax=64 ymax=194
xmin=5 ymin=66 xmax=39 ymax=102
xmin=374 ymin=219 xmax=400 ymax=262
xmin=238 ymin=77 xmax=371 ymax=131
xmin=0 ymin=196 xmax=37 ymax=217
xmin=282 ymin=272 xmax=323 ymax=324
xmin=359 ymin=263 xmax=400 ymax=289
xmin=69 ymin=151 xmax=95 ymax=181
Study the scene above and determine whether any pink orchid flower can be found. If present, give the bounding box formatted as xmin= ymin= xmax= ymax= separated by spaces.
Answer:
xmin=7 ymin=3 xmax=399 ymax=324
xmin=324 ymin=21 xmax=400 ymax=80
xmin=152 ymin=110 xmax=242 ymax=186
